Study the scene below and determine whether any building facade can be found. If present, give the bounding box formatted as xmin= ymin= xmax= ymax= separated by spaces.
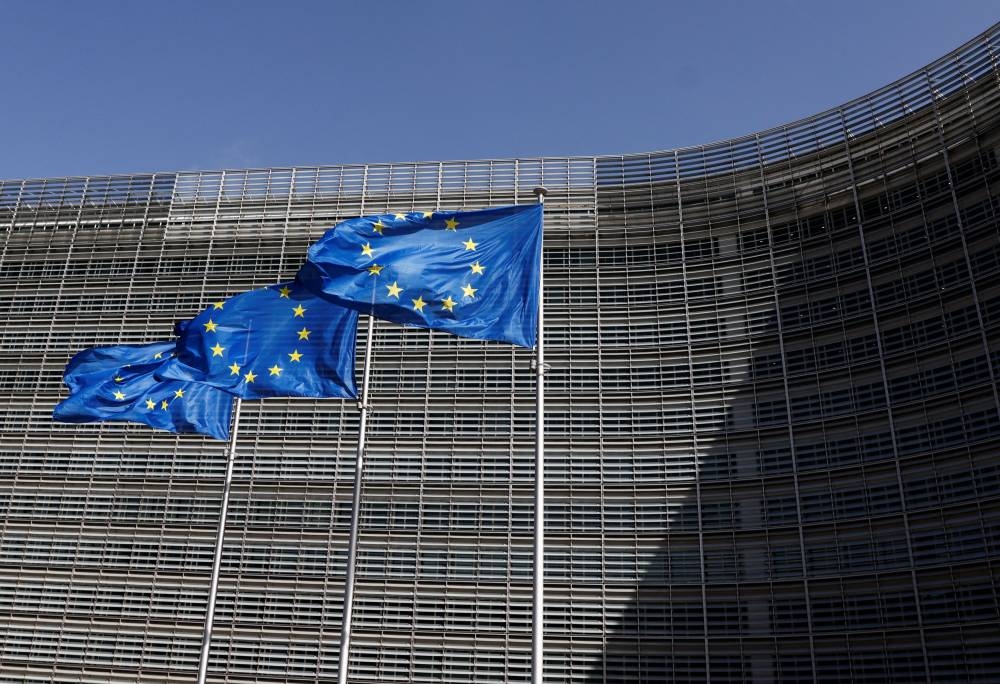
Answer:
xmin=1 ymin=23 xmax=1000 ymax=684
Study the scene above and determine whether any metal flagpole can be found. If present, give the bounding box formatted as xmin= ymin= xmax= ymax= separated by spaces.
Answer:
xmin=196 ymin=395 xmax=243 ymax=684
xmin=532 ymin=186 xmax=548 ymax=684
xmin=337 ymin=313 xmax=375 ymax=684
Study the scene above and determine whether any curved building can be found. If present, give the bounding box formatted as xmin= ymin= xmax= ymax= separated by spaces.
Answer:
xmin=1 ymin=22 xmax=1000 ymax=684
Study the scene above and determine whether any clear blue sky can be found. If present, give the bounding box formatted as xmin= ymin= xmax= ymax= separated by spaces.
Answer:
xmin=2 ymin=1 xmax=996 ymax=180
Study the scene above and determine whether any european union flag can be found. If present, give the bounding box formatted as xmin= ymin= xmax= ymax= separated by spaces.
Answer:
xmin=156 ymin=282 xmax=359 ymax=400
xmin=296 ymin=204 xmax=543 ymax=348
xmin=53 ymin=341 xmax=234 ymax=441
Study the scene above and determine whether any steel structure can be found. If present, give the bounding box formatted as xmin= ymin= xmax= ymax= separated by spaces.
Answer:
xmin=2 ymin=22 xmax=1000 ymax=684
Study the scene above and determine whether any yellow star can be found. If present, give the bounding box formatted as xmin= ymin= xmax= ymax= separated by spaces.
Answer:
xmin=268 ymin=364 xmax=282 ymax=377
xmin=228 ymin=362 xmax=241 ymax=375
xmin=113 ymin=390 xmax=126 ymax=400
xmin=462 ymin=283 xmax=477 ymax=298
xmin=470 ymin=261 xmax=485 ymax=275
xmin=292 ymin=304 xmax=306 ymax=317
xmin=372 ymin=220 xmax=386 ymax=234
xmin=288 ymin=349 xmax=303 ymax=362
xmin=394 ymin=213 xmax=407 ymax=220
xmin=203 ymin=319 xmax=218 ymax=333
xmin=244 ymin=370 xmax=256 ymax=383
xmin=114 ymin=375 xmax=123 ymax=383
xmin=297 ymin=327 xmax=311 ymax=340
xmin=412 ymin=296 xmax=426 ymax=312
xmin=386 ymin=281 xmax=403 ymax=298
xmin=361 ymin=242 xmax=374 ymax=257
xmin=441 ymin=296 xmax=456 ymax=312
xmin=213 ymin=301 xmax=225 ymax=310
xmin=210 ymin=343 xmax=225 ymax=357
xmin=368 ymin=263 xmax=383 ymax=276
xmin=153 ymin=352 xmax=163 ymax=359
xmin=161 ymin=399 xmax=169 ymax=410
xmin=145 ymin=399 xmax=155 ymax=410
xmin=445 ymin=217 xmax=459 ymax=231
xmin=463 ymin=238 xmax=478 ymax=251
xmin=279 ymin=286 xmax=291 ymax=298
xmin=422 ymin=211 xmax=433 ymax=218
xmin=174 ymin=389 xmax=185 ymax=399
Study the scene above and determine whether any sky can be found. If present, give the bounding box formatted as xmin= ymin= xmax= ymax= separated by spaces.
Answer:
xmin=1 ymin=1 xmax=997 ymax=180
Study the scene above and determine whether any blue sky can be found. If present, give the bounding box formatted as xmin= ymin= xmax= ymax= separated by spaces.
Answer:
xmin=2 ymin=1 xmax=996 ymax=179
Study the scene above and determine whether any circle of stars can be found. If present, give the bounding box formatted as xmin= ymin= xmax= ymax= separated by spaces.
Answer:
xmin=355 ymin=210 xmax=488 ymax=318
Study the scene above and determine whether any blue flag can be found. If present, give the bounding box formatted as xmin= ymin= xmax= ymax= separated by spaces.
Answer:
xmin=53 ymin=341 xmax=234 ymax=441
xmin=296 ymin=204 xmax=543 ymax=348
xmin=156 ymin=282 xmax=359 ymax=400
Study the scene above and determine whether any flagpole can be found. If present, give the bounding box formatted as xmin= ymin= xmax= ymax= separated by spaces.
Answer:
xmin=196 ymin=395 xmax=242 ymax=684
xmin=337 ymin=313 xmax=375 ymax=684
xmin=532 ymin=186 xmax=547 ymax=684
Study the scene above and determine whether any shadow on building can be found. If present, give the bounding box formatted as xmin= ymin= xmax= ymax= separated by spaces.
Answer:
xmin=587 ymin=82 xmax=1000 ymax=683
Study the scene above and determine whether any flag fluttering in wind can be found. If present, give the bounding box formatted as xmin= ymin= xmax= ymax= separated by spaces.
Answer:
xmin=53 ymin=340 xmax=234 ymax=440
xmin=296 ymin=204 xmax=543 ymax=348
xmin=156 ymin=282 xmax=359 ymax=399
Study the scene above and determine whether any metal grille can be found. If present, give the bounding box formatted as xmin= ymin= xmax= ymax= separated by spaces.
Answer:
xmin=0 ymin=22 xmax=999 ymax=684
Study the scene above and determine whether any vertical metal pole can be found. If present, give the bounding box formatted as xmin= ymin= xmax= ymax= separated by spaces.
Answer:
xmin=196 ymin=395 xmax=243 ymax=684
xmin=532 ymin=187 xmax=547 ymax=684
xmin=337 ymin=314 xmax=375 ymax=684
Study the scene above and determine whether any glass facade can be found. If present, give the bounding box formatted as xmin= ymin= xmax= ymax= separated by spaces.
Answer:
xmin=1 ymin=23 xmax=1000 ymax=684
